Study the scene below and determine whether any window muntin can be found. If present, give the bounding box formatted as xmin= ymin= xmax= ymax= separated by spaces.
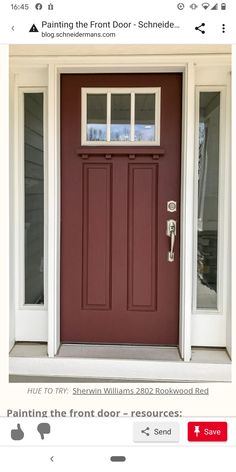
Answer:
xmin=82 ymin=88 xmax=161 ymax=145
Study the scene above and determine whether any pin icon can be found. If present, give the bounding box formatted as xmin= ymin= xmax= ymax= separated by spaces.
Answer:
xmin=37 ymin=422 xmax=51 ymax=440
xmin=11 ymin=424 xmax=24 ymax=441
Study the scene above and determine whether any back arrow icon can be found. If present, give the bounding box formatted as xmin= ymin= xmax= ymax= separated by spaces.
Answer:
xmin=50 ymin=456 xmax=54 ymax=462
xmin=11 ymin=26 xmax=15 ymax=31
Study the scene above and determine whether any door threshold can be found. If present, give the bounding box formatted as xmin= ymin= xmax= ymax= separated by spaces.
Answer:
xmin=9 ymin=343 xmax=231 ymax=382
xmin=57 ymin=344 xmax=182 ymax=361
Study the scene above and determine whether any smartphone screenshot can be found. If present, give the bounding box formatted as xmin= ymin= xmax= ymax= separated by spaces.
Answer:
xmin=0 ymin=0 xmax=235 ymax=470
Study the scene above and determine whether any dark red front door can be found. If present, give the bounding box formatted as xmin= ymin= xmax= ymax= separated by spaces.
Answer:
xmin=60 ymin=73 xmax=182 ymax=344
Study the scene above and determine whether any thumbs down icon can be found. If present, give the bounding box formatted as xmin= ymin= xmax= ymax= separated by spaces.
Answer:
xmin=37 ymin=423 xmax=51 ymax=440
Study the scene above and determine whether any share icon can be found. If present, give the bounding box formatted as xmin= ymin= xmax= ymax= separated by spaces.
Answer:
xmin=141 ymin=427 xmax=150 ymax=436
xmin=195 ymin=22 xmax=206 ymax=34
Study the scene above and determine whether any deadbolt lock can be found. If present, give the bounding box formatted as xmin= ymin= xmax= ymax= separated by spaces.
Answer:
xmin=167 ymin=200 xmax=177 ymax=213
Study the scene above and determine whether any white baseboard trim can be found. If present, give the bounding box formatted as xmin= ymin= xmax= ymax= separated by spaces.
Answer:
xmin=9 ymin=357 xmax=231 ymax=382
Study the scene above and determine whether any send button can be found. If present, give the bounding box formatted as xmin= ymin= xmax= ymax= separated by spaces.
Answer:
xmin=133 ymin=422 xmax=179 ymax=443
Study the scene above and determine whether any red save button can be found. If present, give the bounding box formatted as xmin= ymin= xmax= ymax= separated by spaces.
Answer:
xmin=188 ymin=422 xmax=227 ymax=442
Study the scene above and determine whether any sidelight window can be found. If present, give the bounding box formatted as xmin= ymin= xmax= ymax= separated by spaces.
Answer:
xmin=82 ymin=88 xmax=161 ymax=145
xmin=24 ymin=92 xmax=45 ymax=305
xmin=196 ymin=91 xmax=220 ymax=310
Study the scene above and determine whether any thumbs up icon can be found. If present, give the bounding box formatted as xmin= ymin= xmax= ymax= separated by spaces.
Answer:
xmin=11 ymin=424 xmax=24 ymax=441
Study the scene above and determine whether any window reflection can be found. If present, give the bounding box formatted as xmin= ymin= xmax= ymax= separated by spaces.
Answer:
xmin=111 ymin=94 xmax=131 ymax=141
xmin=87 ymin=94 xmax=107 ymax=141
xmin=135 ymin=94 xmax=155 ymax=141
xmin=197 ymin=92 xmax=220 ymax=309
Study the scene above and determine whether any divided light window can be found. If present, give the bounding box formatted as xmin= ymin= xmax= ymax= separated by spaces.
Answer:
xmin=82 ymin=88 xmax=161 ymax=145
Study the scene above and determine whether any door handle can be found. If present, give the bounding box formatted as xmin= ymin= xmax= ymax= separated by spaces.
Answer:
xmin=166 ymin=219 xmax=177 ymax=262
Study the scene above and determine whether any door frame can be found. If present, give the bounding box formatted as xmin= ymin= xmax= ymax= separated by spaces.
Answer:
xmin=50 ymin=62 xmax=194 ymax=360
xmin=9 ymin=50 xmax=231 ymax=364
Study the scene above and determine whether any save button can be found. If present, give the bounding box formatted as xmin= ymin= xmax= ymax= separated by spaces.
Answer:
xmin=188 ymin=422 xmax=227 ymax=442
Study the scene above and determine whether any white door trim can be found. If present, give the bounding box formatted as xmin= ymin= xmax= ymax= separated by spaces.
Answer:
xmin=47 ymin=61 xmax=194 ymax=360
xmin=179 ymin=61 xmax=195 ymax=361
xmin=0 ymin=46 xmax=10 ymax=353
xmin=47 ymin=64 xmax=61 ymax=356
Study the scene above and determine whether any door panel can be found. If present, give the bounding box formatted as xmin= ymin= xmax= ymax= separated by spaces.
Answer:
xmin=60 ymin=73 xmax=182 ymax=345
xmin=127 ymin=164 xmax=158 ymax=311
xmin=82 ymin=163 xmax=112 ymax=310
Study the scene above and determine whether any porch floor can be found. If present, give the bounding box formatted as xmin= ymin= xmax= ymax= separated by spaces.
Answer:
xmin=9 ymin=343 xmax=231 ymax=382
xmin=10 ymin=342 xmax=231 ymax=364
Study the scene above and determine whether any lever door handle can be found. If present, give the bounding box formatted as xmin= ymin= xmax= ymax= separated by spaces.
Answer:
xmin=166 ymin=219 xmax=177 ymax=262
